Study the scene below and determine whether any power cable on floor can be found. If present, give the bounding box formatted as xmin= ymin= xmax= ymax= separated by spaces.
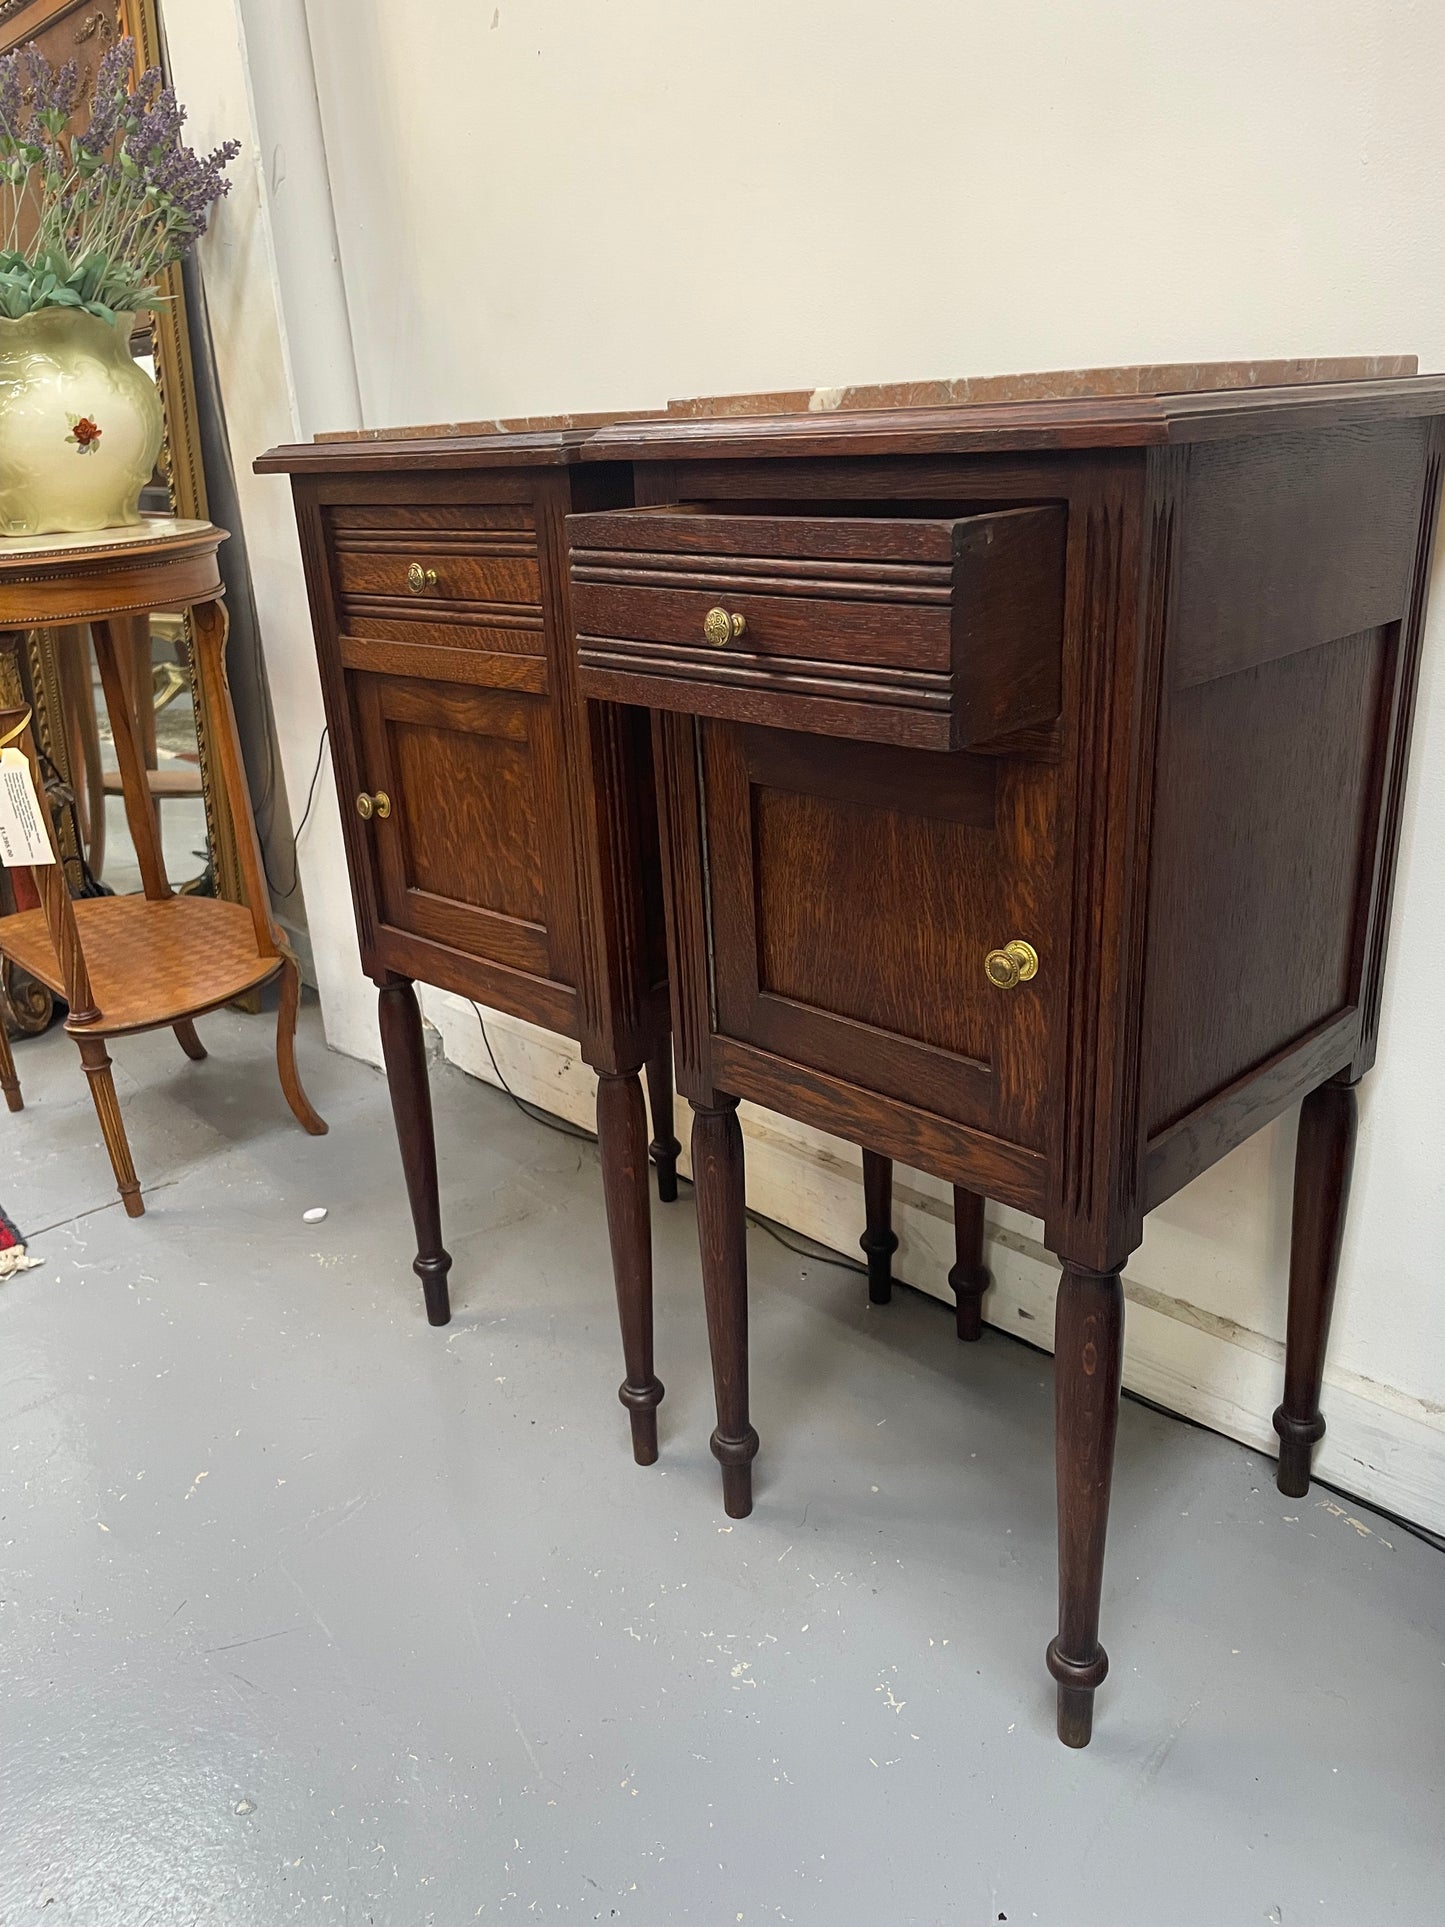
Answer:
xmin=467 ymin=1000 xmax=597 ymax=1143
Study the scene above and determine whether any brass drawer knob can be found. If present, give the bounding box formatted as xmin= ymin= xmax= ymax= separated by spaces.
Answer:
xmin=407 ymin=562 xmax=438 ymax=595
xmin=984 ymin=940 xmax=1039 ymax=990
xmin=356 ymin=790 xmax=391 ymax=821
xmin=702 ymin=605 xmax=746 ymax=648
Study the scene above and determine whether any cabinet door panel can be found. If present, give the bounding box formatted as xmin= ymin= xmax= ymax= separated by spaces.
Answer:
xmin=706 ymin=723 xmax=1060 ymax=1150
xmin=349 ymin=671 xmax=575 ymax=994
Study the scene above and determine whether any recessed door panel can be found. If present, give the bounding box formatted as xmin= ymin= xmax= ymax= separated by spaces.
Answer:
xmin=707 ymin=723 xmax=1059 ymax=1148
xmin=349 ymin=671 xmax=574 ymax=992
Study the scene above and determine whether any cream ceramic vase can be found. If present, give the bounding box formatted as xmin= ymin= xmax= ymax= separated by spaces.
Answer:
xmin=0 ymin=308 xmax=164 ymax=537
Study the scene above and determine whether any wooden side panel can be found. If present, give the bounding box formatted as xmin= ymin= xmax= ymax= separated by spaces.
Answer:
xmin=1140 ymin=421 xmax=1432 ymax=1144
xmin=1142 ymin=627 xmax=1391 ymax=1134
xmin=1171 ymin=421 xmax=1427 ymax=686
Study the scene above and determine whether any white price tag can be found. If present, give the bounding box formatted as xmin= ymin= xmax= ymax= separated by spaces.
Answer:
xmin=0 ymin=747 xmax=54 ymax=867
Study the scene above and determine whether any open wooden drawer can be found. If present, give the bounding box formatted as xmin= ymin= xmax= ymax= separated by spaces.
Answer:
xmin=567 ymin=503 xmax=1066 ymax=748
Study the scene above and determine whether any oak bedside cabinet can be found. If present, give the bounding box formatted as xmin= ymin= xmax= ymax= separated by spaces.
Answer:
xmin=256 ymin=428 xmax=680 ymax=1464
xmin=566 ymin=367 xmax=1445 ymax=1741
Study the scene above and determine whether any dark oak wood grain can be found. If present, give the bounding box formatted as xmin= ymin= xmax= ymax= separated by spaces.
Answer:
xmin=263 ymin=434 xmax=874 ymax=1464
xmin=571 ymin=503 xmax=1064 ymax=749
xmin=579 ymin=378 xmax=1445 ymax=1745
xmin=259 ymin=441 xmax=674 ymax=1457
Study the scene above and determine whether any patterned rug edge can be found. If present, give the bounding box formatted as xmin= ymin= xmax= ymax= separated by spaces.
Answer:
xmin=0 ymin=1205 xmax=40 ymax=1278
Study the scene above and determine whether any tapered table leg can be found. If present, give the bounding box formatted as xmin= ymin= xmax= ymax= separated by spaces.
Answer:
xmin=597 ymin=1068 xmax=665 ymax=1464
xmin=376 ymin=977 xmax=452 ymax=1326
xmin=693 ymin=1095 xmax=757 ymax=1517
xmin=173 ymin=1018 xmax=207 ymax=1062
xmin=77 ymin=1033 xmax=142 ymax=1217
xmin=1273 ymin=1077 xmax=1358 ymax=1497
xmin=949 ymin=1186 xmax=992 ymax=1340
xmin=1047 ymin=1261 xmax=1124 ymax=1747
xmin=644 ymin=1047 xmax=681 ymax=1204
xmin=276 ymin=951 xmax=327 ymax=1135
xmin=859 ymin=1149 xmax=898 ymax=1304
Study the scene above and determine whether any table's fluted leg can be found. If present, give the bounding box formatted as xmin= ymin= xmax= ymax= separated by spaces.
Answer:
xmin=950 ymin=1186 xmax=993 ymax=1341
xmin=859 ymin=1149 xmax=898 ymax=1305
xmin=92 ymin=618 xmax=171 ymax=902
xmin=376 ymin=976 xmax=451 ymax=1326
xmin=77 ymin=1033 xmax=141 ymax=1217
xmin=693 ymin=1095 xmax=757 ymax=1518
xmin=1273 ymin=1076 xmax=1357 ymax=1497
xmin=1047 ymin=1260 xmax=1124 ymax=1747
xmin=598 ymin=1068 xmax=664 ymax=1464
xmin=644 ymin=1048 xmax=681 ymax=1205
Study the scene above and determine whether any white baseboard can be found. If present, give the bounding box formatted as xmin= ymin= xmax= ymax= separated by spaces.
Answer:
xmin=422 ymin=990 xmax=1445 ymax=1539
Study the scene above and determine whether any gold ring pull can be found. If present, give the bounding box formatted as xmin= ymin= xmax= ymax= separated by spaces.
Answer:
xmin=984 ymin=940 xmax=1039 ymax=990
xmin=702 ymin=606 xmax=746 ymax=648
xmin=407 ymin=563 xmax=439 ymax=595
xmin=356 ymin=790 xmax=391 ymax=821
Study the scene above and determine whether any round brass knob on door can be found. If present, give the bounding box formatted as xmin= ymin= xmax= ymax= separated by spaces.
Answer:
xmin=406 ymin=562 xmax=438 ymax=594
xmin=702 ymin=606 xmax=746 ymax=647
xmin=984 ymin=940 xmax=1039 ymax=990
xmin=356 ymin=790 xmax=391 ymax=821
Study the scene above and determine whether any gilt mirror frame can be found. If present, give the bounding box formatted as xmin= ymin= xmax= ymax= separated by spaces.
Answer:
xmin=0 ymin=0 xmax=245 ymax=1037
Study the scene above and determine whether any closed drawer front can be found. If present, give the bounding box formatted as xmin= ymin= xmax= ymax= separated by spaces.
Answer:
xmin=568 ymin=505 xmax=1065 ymax=749
xmin=327 ymin=502 xmax=548 ymax=690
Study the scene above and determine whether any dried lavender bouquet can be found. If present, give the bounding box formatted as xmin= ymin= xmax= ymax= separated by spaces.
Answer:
xmin=0 ymin=36 xmax=239 ymax=324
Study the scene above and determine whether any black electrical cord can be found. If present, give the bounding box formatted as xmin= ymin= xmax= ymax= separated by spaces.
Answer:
xmin=467 ymin=1000 xmax=597 ymax=1142
xmin=745 ymin=1207 xmax=870 ymax=1277
xmin=263 ymin=725 xmax=329 ymax=900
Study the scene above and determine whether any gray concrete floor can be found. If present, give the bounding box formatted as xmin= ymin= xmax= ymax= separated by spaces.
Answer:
xmin=2 ymin=1004 xmax=1443 ymax=1927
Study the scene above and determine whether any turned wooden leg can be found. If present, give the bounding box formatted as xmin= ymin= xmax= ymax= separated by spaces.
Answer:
xmin=692 ymin=1095 xmax=757 ymax=1518
xmin=0 ymin=1013 xmax=21 ymax=1112
xmin=173 ymin=1018 xmax=207 ymax=1062
xmin=950 ymin=1186 xmax=992 ymax=1341
xmin=75 ymin=1033 xmax=142 ymax=1217
xmin=1273 ymin=1076 xmax=1358 ymax=1498
xmin=1047 ymin=1261 xmax=1124 ymax=1747
xmin=858 ymin=1149 xmax=898 ymax=1304
xmin=597 ymin=1069 xmax=665 ymax=1465
xmin=276 ymin=951 xmax=327 ymax=1136
xmin=376 ymin=978 xmax=452 ymax=1327
xmin=644 ymin=1047 xmax=681 ymax=1205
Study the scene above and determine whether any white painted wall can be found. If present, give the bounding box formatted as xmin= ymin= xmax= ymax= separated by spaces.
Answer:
xmin=164 ymin=0 xmax=381 ymax=1065
xmin=172 ymin=0 xmax=1445 ymax=1527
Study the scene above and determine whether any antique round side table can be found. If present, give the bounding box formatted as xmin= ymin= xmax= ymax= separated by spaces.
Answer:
xmin=0 ymin=516 xmax=325 ymax=1213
